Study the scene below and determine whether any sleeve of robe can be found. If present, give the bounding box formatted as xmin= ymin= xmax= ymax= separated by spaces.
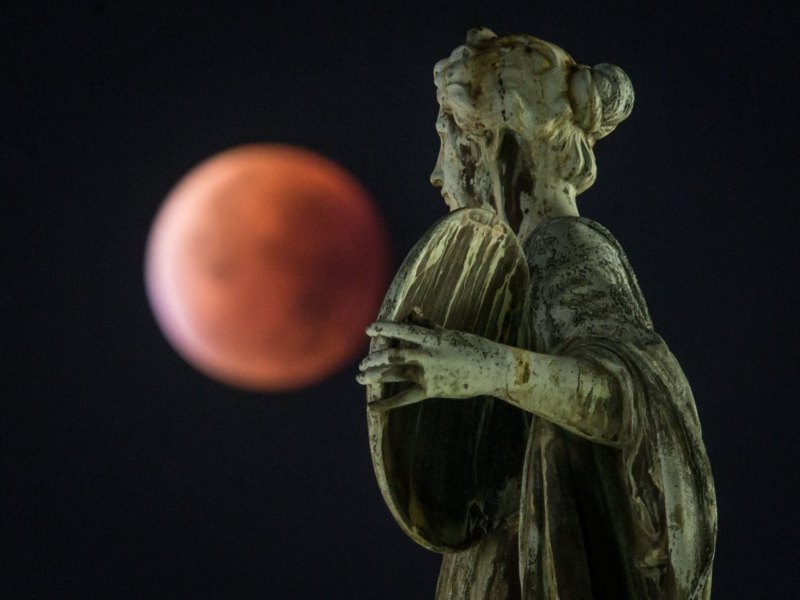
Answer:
xmin=524 ymin=217 xmax=718 ymax=599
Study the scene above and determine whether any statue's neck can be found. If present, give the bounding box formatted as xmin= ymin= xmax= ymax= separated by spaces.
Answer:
xmin=515 ymin=178 xmax=578 ymax=241
xmin=478 ymin=135 xmax=578 ymax=241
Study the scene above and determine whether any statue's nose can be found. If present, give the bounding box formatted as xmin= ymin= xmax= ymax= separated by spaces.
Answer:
xmin=430 ymin=165 xmax=443 ymax=187
xmin=430 ymin=148 xmax=444 ymax=187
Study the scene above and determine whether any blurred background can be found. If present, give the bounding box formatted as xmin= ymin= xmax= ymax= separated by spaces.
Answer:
xmin=3 ymin=1 xmax=796 ymax=597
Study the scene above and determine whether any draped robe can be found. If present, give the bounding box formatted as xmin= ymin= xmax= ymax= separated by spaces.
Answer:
xmin=435 ymin=217 xmax=717 ymax=599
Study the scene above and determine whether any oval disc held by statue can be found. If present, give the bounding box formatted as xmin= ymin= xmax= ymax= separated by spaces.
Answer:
xmin=367 ymin=207 xmax=531 ymax=552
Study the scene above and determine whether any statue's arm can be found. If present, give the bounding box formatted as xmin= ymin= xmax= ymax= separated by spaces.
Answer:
xmin=501 ymin=346 xmax=625 ymax=445
xmin=358 ymin=322 xmax=627 ymax=446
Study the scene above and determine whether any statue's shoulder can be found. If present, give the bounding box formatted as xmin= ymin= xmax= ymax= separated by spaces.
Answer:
xmin=525 ymin=216 xmax=653 ymax=330
xmin=528 ymin=216 xmax=618 ymax=248
xmin=523 ymin=216 xmax=624 ymax=268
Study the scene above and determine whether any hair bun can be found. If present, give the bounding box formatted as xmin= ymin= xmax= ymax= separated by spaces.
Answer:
xmin=568 ymin=63 xmax=634 ymax=140
xmin=591 ymin=63 xmax=634 ymax=139
xmin=568 ymin=66 xmax=601 ymax=136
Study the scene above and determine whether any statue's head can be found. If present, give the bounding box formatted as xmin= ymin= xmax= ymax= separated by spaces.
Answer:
xmin=431 ymin=28 xmax=634 ymax=215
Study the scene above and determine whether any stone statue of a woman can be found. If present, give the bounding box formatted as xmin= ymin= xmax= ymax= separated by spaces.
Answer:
xmin=358 ymin=28 xmax=716 ymax=599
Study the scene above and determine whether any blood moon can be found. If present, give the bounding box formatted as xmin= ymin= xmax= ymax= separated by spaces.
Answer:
xmin=145 ymin=144 xmax=389 ymax=392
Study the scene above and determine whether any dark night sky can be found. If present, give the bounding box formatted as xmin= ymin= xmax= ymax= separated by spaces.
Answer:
xmin=3 ymin=1 xmax=797 ymax=598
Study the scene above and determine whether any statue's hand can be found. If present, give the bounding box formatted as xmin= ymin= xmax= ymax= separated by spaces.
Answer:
xmin=356 ymin=321 xmax=513 ymax=411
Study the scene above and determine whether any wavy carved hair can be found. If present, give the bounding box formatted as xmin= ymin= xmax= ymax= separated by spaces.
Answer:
xmin=438 ymin=29 xmax=634 ymax=196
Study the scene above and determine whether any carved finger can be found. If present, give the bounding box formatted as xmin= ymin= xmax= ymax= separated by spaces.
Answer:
xmin=356 ymin=366 xmax=414 ymax=385
xmin=367 ymin=385 xmax=428 ymax=412
xmin=366 ymin=321 xmax=442 ymax=347
xmin=359 ymin=348 xmax=433 ymax=372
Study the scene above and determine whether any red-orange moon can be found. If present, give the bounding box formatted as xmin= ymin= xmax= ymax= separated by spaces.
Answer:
xmin=145 ymin=144 xmax=389 ymax=391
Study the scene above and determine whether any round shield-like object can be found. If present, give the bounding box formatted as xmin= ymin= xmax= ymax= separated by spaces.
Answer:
xmin=367 ymin=207 xmax=530 ymax=552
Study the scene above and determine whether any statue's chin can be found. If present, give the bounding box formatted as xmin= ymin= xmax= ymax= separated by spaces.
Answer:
xmin=440 ymin=190 xmax=461 ymax=212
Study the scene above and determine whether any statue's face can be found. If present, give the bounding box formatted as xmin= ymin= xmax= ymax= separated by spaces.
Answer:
xmin=430 ymin=108 xmax=483 ymax=211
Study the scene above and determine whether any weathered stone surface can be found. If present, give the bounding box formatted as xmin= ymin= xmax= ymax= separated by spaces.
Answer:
xmin=359 ymin=28 xmax=716 ymax=599
xmin=366 ymin=208 xmax=530 ymax=552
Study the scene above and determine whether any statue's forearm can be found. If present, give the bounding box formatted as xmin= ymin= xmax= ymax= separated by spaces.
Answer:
xmin=498 ymin=348 xmax=627 ymax=446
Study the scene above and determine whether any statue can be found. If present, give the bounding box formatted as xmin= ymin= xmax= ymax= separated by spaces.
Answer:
xmin=357 ymin=28 xmax=717 ymax=599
